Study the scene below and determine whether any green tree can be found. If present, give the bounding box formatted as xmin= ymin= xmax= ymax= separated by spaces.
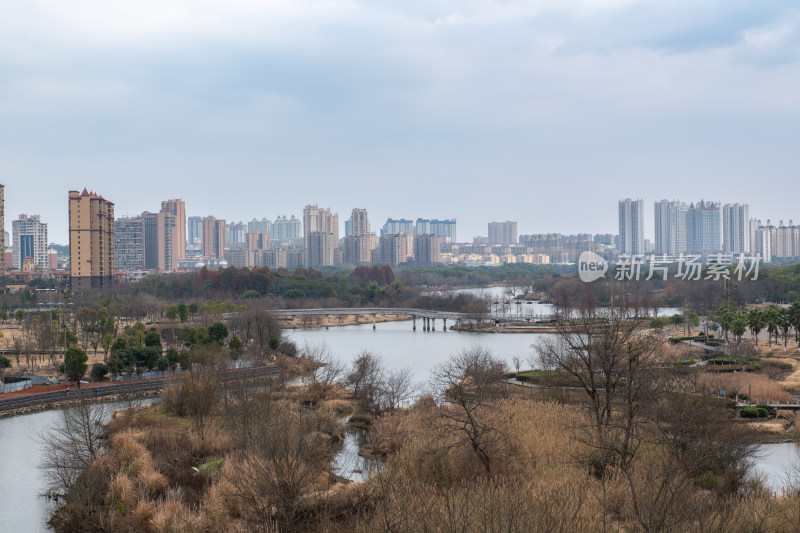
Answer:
xmin=779 ymin=307 xmax=792 ymax=350
xmin=90 ymin=363 xmax=108 ymax=382
xmin=14 ymin=309 xmax=26 ymax=323
xmin=686 ymin=312 xmax=700 ymax=336
xmin=228 ymin=335 xmax=244 ymax=359
xmin=268 ymin=335 xmax=281 ymax=352
xmin=731 ymin=311 xmax=747 ymax=345
xmin=165 ymin=305 xmax=179 ymax=321
xmin=188 ymin=302 xmax=199 ymax=317
xmin=101 ymin=333 xmax=114 ymax=362
xmin=208 ymin=322 xmax=229 ymax=344
xmin=789 ymin=301 xmax=800 ymax=344
xmin=63 ymin=347 xmax=88 ymax=384
xmin=747 ymin=309 xmax=764 ymax=342
xmin=177 ymin=303 xmax=189 ymax=323
xmin=764 ymin=305 xmax=780 ymax=349
xmin=144 ymin=330 xmax=162 ymax=349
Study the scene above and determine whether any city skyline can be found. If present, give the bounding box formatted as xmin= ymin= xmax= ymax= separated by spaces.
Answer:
xmin=2 ymin=186 xmax=799 ymax=252
xmin=2 ymin=2 xmax=800 ymax=244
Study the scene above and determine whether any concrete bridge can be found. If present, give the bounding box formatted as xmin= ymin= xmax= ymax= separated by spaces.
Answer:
xmin=227 ymin=307 xmax=554 ymax=331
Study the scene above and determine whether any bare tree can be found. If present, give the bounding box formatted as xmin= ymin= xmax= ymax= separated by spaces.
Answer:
xmin=303 ymin=343 xmax=343 ymax=402
xmin=40 ymin=401 xmax=109 ymax=495
xmin=380 ymin=367 xmax=416 ymax=411
xmin=429 ymin=347 xmax=509 ymax=475
xmin=223 ymin=403 xmax=333 ymax=531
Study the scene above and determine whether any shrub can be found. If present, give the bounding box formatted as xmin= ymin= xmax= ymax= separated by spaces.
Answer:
xmin=698 ymin=471 xmax=721 ymax=490
xmin=739 ymin=407 xmax=761 ymax=418
xmin=90 ymin=363 xmax=109 ymax=382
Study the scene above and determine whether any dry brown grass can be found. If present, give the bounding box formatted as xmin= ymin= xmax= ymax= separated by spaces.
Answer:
xmin=697 ymin=372 xmax=791 ymax=403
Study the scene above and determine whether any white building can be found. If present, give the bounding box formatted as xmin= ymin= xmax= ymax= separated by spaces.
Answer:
xmin=654 ymin=200 xmax=687 ymax=255
xmin=618 ymin=198 xmax=644 ymax=256
xmin=686 ymin=200 xmax=722 ymax=255
xmin=12 ymin=214 xmax=48 ymax=269
xmin=722 ymin=203 xmax=751 ymax=254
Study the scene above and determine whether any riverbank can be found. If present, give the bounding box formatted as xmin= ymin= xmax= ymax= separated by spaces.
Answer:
xmin=277 ymin=313 xmax=411 ymax=329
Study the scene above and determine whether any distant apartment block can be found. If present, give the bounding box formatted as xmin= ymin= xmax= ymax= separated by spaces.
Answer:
xmin=202 ymin=217 xmax=226 ymax=259
xmin=488 ymin=221 xmax=517 ymax=245
xmin=69 ymin=189 xmax=114 ymax=290
xmin=272 ymin=215 xmax=302 ymax=240
xmin=381 ymin=218 xmax=415 ymax=235
xmin=114 ymin=216 xmax=145 ymax=271
xmin=248 ymin=217 xmax=272 ymax=236
xmin=227 ymin=221 xmax=247 ymax=244
xmin=686 ymin=200 xmax=722 ymax=255
xmin=143 ymin=211 xmax=178 ymax=271
xmin=379 ymin=234 xmax=409 ymax=267
xmin=427 ymin=219 xmax=457 ymax=243
xmin=413 ymin=234 xmax=442 ymax=265
xmin=160 ymin=199 xmax=186 ymax=261
xmin=303 ymin=204 xmax=338 ymax=266
xmin=346 ymin=208 xmax=370 ymax=237
xmin=0 ymin=184 xmax=4 ymax=274
xmin=187 ymin=216 xmax=203 ymax=246
xmin=12 ymin=214 xmax=48 ymax=269
xmin=618 ymin=198 xmax=644 ymax=256
xmin=306 ymin=231 xmax=335 ymax=267
xmin=722 ymin=203 xmax=751 ymax=254
xmin=654 ymin=200 xmax=687 ymax=255
xmin=342 ymin=234 xmax=377 ymax=265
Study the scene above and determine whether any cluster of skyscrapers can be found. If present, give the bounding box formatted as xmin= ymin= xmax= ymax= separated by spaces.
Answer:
xmin=620 ymin=198 xmax=799 ymax=262
xmin=4 ymin=183 xmax=798 ymax=293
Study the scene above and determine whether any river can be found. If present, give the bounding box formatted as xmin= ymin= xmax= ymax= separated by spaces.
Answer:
xmin=0 ymin=303 xmax=772 ymax=530
xmin=0 ymin=398 xmax=157 ymax=532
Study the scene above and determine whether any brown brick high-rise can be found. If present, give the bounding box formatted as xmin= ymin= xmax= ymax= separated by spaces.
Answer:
xmin=69 ymin=189 xmax=114 ymax=290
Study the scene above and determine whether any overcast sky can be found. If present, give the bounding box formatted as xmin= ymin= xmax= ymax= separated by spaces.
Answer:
xmin=2 ymin=0 xmax=799 ymax=244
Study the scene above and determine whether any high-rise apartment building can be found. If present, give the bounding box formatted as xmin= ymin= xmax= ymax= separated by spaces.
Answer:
xmin=12 ymin=214 xmax=48 ymax=269
xmin=0 ymin=184 xmax=4 ymax=275
xmin=114 ymin=217 xmax=145 ymax=271
xmin=413 ymin=234 xmax=442 ymax=265
xmin=272 ymin=215 xmax=302 ymax=240
xmin=618 ymin=198 xmax=644 ymax=256
xmin=202 ymin=217 xmax=226 ymax=259
xmin=69 ymin=189 xmax=114 ymax=290
xmin=346 ymin=208 xmax=370 ymax=237
xmin=246 ymin=232 xmax=270 ymax=251
xmin=722 ymin=203 xmax=751 ymax=254
xmin=160 ymin=199 xmax=186 ymax=261
xmin=381 ymin=219 xmax=415 ymax=235
xmin=654 ymin=200 xmax=687 ymax=255
xmin=226 ymin=221 xmax=247 ymax=244
xmin=774 ymin=221 xmax=800 ymax=259
xmin=307 ymin=231 xmax=335 ymax=267
xmin=187 ymin=216 xmax=203 ymax=246
xmin=379 ymin=234 xmax=409 ymax=267
xmin=686 ymin=200 xmax=722 ymax=255
xmin=487 ymin=221 xmax=518 ymax=245
xmin=428 ymin=219 xmax=457 ymax=243
xmin=248 ymin=218 xmax=272 ymax=236
xmin=303 ymin=205 xmax=338 ymax=266
xmin=143 ymin=211 xmax=178 ymax=271
xmin=342 ymin=234 xmax=377 ymax=265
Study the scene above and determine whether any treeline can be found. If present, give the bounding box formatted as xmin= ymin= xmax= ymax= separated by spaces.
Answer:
xmin=398 ymin=263 xmax=554 ymax=287
xmin=125 ymin=266 xmax=410 ymax=307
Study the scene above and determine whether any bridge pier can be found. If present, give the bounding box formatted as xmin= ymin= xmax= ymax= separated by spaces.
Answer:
xmin=292 ymin=315 xmax=296 ymax=329
xmin=413 ymin=316 xmax=416 ymax=331
xmin=325 ymin=315 xmax=329 ymax=329
xmin=443 ymin=318 xmax=447 ymax=331
xmin=373 ymin=314 xmax=376 ymax=330
xmin=431 ymin=318 xmax=436 ymax=331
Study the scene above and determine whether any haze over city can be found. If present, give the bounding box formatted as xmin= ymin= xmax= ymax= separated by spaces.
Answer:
xmin=3 ymin=0 xmax=800 ymax=242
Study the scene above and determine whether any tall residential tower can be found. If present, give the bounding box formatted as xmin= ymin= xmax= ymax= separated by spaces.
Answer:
xmin=69 ymin=189 xmax=115 ymax=290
